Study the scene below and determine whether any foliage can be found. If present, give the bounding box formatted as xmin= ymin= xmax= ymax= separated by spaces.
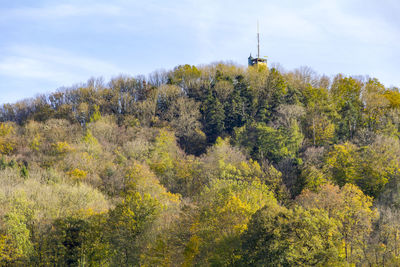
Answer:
xmin=0 ymin=62 xmax=399 ymax=265
xmin=240 ymin=203 xmax=343 ymax=266
xmin=107 ymin=192 xmax=159 ymax=266
xmin=297 ymin=183 xmax=378 ymax=264
xmin=234 ymin=122 xmax=302 ymax=163
xmin=0 ymin=123 xmax=16 ymax=155
xmin=190 ymin=178 xmax=277 ymax=266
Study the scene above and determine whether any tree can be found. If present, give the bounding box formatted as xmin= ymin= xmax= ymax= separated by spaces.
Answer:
xmin=0 ymin=194 xmax=33 ymax=265
xmin=325 ymin=137 xmax=400 ymax=198
xmin=201 ymin=93 xmax=225 ymax=144
xmin=192 ymin=178 xmax=277 ymax=266
xmin=223 ymin=78 xmax=248 ymax=133
xmin=156 ymin=85 xmax=181 ymax=118
xmin=163 ymin=97 xmax=205 ymax=155
xmin=168 ymin=64 xmax=201 ymax=97
xmin=357 ymin=135 xmax=400 ymax=198
xmin=362 ymin=78 xmax=390 ymax=132
xmin=240 ymin=203 xmax=342 ymax=266
xmin=42 ymin=212 xmax=110 ymax=266
xmin=107 ymin=192 xmax=159 ymax=266
xmin=325 ymin=142 xmax=359 ymax=186
xmin=297 ymin=183 xmax=378 ymax=264
xmin=330 ymin=75 xmax=363 ymax=140
xmin=235 ymin=122 xmax=302 ymax=163
xmin=300 ymin=146 xmax=327 ymax=192
xmin=0 ymin=123 xmax=17 ymax=155
xmin=259 ymin=68 xmax=288 ymax=122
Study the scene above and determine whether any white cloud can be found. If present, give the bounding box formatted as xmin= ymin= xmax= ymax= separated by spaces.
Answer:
xmin=308 ymin=0 xmax=400 ymax=45
xmin=0 ymin=45 xmax=122 ymax=85
xmin=0 ymin=3 xmax=122 ymax=21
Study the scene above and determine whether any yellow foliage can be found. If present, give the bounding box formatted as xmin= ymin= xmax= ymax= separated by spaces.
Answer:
xmin=52 ymin=141 xmax=73 ymax=154
xmin=217 ymin=195 xmax=250 ymax=233
xmin=0 ymin=123 xmax=16 ymax=155
xmin=0 ymin=140 xmax=15 ymax=155
xmin=0 ymin=234 xmax=13 ymax=263
xmin=219 ymin=158 xmax=263 ymax=182
xmin=183 ymin=235 xmax=201 ymax=267
xmin=326 ymin=142 xmax=359 ymax=186
xmin=309 ymin=116 xmax=335 ymax=146
xmin=0 ymin=233 xmax=28 ymax=264
xmin=67 ymin=168 xmax=88 ymax=181
xmin=125 ymin=162 xmax=181 ymax=207
xmin=149 ymin=129 xmax=176 ymax=175
xmin=83 ymin=129 xmax=99 ymax=146
xmin=384 ymin=90 xmax=400 ymax=108
xmin=74 ymin=208 xmax=107 ymax=219
xmin=0 ymin=123 xmax=14 ymax=136
xmin=29 ymin=134 xmax=41 ymax=151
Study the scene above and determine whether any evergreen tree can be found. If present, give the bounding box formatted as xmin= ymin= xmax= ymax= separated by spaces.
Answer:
xmin=201 ymin=92 xmax=225 ymax=144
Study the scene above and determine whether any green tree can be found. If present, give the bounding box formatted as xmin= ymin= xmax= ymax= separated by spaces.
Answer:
xmin=235 ymin=122 xmax=302 ymax=163
xmin=201 ymin=93 xmax=225 ymax=144
xmin=43 ymin=212 xmax=110 ymax=266
xmin=330 ymin=75 xmax=363 ymax=140
xmin=0 ymin=194 xmax=33 ymax=265
xmin=297 ymin=183 xmax=378 ymax=264
xmin=107 ymin=192 xmax=159 ymax=266
xmin=325 ymin=142 xmax=359 ymax=186
xmin=168 ymin=64 xmax=201 ymax=97
xmin=240 ymin=203 xmax=342 ymax=266
xmin=192 ymin=178 xmax=277 ymax=266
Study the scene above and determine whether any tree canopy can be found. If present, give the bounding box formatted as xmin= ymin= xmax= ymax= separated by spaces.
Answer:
xmin=0 ymin=62 xmax=400 ymax=265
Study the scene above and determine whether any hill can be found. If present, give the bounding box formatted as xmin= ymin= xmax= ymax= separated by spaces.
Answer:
xmin=0 ymin=62 xmax=400 ymax=265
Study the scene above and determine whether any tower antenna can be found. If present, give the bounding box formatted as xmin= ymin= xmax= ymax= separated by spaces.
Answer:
xmin=248 ymin=21 xmax=267 ymax=67
xmin=257 ymin=20 xmax=260 ymax=59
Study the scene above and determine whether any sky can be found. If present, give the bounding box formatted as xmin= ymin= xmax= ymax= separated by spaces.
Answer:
xmin=0 ymin=0 xmax=399 ymax=104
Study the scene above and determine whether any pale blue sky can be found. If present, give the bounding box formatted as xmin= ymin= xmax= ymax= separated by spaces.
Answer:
xmin=0 ymin=0 xmax=399 ymax=104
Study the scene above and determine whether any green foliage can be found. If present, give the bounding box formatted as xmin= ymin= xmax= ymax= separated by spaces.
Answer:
xmin=108 ymin=192 xmax=159 ymax=266
xmin=331 ymin=75 xmax=363 ymax=140
xmin=263 ymin=68 xmax=288 ymax=116
xmin=325 ymin=136 xmax=400 ymax=197
xmin=168 ymin=64 xmax=201 ymax=95
xmin=325 ymin=142 xmax=359 ymax=186
xmin=201 ymin=93 xmax=225 ymax=144
xmin=297 ymin=183 xmax=378 ymax=264
xmin=20 ymin=165 xmax=28 ymax=178
xmin=235 ymin=122 xmax=302 ymax=163
xmin=89 ymin=104 xmax=102 ymax=123
xmin=1 ymin=62 xmax=400 ymax=266
xmin=148 ymin=129 xmax=177 ymax=177
xmin=40 ymin=210 xmax=110 ymax=266
xmin=241 ymin=202 xmax=343 ymax=266
xmin=192 ymin=178 xmax=277 ymax=266
xmin=1 ymin=195 xmax=33 ymax=265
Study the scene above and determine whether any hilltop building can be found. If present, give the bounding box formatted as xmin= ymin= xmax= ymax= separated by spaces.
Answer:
xmin=248 ymin=23 xmax=267 ymax=67
xmin=248 ymin=54 xmax=267 ymax=66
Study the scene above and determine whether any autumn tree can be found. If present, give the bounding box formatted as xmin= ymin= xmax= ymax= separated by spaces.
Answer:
xmin=297 ymin=183 xmax=378 ymax=264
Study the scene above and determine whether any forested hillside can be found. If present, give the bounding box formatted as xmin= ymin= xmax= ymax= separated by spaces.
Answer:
xmin=1 ymin=62 xmax=400 ymax=266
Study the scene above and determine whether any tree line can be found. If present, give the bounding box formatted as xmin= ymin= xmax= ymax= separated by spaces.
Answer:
xmin=0 ymin=62 xmax=400 ymax=265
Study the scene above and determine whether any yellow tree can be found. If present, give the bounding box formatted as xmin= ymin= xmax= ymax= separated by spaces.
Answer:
xmin=297 ymin=183 xmax=378 ymax=264
xmin=190 ymin=178 xmax=277 ymax=266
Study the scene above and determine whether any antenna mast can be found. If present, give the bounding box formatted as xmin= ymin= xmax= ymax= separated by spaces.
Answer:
xmin=248 ymin=20 xmax=267 ymax=67
xmin=257 ymin=20 xmax=260 ymax=59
